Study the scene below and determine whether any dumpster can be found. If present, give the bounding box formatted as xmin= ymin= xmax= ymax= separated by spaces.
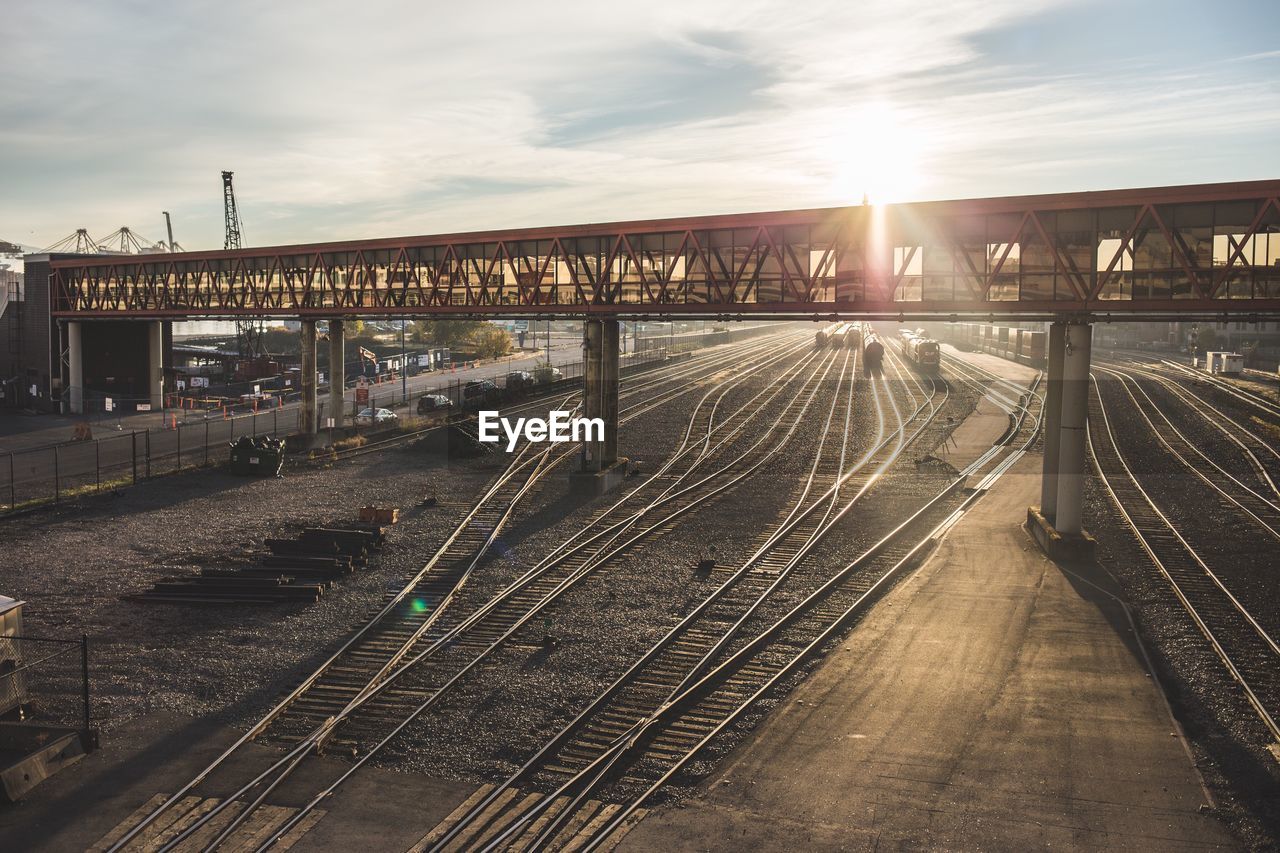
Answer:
xmin=229 ymin=436 xmax=286 ymax=477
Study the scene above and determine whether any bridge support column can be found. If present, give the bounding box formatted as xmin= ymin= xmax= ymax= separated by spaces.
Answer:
xmin=1038 ymin=321 xmax=1066 ymax=521
xmin=1028 ymin=320 xmax=1095 ymax=560
xmin=572 ymin=319 xmax=625 ymax=495
xmin=301 ymin=319 xmax=318 ymax=435
xmin=328 ymin=319 xmax=345 ymax=430
xmin=67 ymin=321 xmax=83 ymax=415
xmin=147 ymin=320 xmax=164 ymax=411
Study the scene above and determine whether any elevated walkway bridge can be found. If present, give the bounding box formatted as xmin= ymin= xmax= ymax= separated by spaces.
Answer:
xmin=36 ymin=180 xmax=1280 ymax=547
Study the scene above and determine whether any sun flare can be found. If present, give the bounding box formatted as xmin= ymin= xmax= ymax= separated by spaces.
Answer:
xmin=824 ymin=102 xmax=926 ymax=205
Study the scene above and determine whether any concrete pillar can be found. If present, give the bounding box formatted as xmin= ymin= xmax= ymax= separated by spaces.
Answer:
xmin=581 ymin=320 xmax=604 ymax=472
xmin=147 ymin=320 xmax=164 ymax=410
xmin=67 ymin=321 xmax=83 ymax=415
xmin=329 ymin=319 xmax=345 ymax=429
xmin=301 ymin=319 xmax=318 ymax=434
xmin=601 ymin=319 xmax=619 ymax=466
xmin=580 ymin=319 xmax=620 ymax=472
xmin=1053 ymin=322 xmax=1092 ymax=535
xmin=1039 ymin=321 xmax=1066 ymax=521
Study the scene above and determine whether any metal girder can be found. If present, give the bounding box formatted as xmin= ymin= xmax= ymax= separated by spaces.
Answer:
xmin=48 ymin=180 xmax=1280 ymax=320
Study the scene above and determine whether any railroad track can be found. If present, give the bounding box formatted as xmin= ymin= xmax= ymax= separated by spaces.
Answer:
xmin=423 ymin=346 xmax=1038 ymax=852
xmin=1155 ymin=359 xmax=1280 ymax=421
xmin=1092 ymin=365 xmax=1280 ymax=541
xmin=329 ymin=331 xmax=803 ymax=463
xmin=1097 ymin=360 xmax=1280 ymax=500
xmin=1086 ymin=372 xmax=1280 ymax=745
xmin=101 ymin=328 xmax=824 ymax=852
xmin=210 ymin=340 xmax=855 ymax=850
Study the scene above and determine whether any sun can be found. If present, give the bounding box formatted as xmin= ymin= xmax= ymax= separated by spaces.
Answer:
xmin=823 ymin=102 xmax=926 ymax=205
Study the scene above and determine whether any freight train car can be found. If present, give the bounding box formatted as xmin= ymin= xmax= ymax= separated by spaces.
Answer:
xmin=933 ymin=323 xmax=1046 ymax=368
xmin=841 ymin=322 xmax=861 ymax=348
xmin=862 ymin=327 xmax=884 ymax=375
xmin=819 ymin=320 xmax=849 ymax=348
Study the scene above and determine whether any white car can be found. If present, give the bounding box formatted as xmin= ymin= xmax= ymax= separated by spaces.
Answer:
xmin=356 ymin=407 xmax=398 ymax=426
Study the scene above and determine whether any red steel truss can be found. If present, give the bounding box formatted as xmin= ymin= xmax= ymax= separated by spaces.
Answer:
xmin=49 ymin=180 xmax=1280 ymax=320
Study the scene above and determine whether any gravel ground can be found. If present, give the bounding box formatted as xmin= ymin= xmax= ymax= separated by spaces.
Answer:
xmin=29 ymin=341 xmax=1270 ymax=848
xmin=1092 ymin=370 xmax=1280 ymax=639
xmin=0 ymin=437 xmax=503 ymax=733
xmin=1085 ymin=366 xmax=1280 ymax=850
xmin=374 ymin=346 xmax=983 ymax=793
xmin=0 ymin=333 xmax=807 ymax=741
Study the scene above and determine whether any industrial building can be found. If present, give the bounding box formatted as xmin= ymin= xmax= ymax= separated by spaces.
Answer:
xmin=0 ymin=255 xmax=172 ymax=413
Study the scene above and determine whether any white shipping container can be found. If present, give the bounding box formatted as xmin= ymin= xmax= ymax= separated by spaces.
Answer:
xmin=1205 ymin=351 xmax=1244 ymax=375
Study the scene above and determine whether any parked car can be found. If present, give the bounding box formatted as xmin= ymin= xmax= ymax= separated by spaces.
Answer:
xmin=533 ymin=365 xmax=563 ymax=384
xmin=356 ymin=407 xmax=398 ymax=426
xmin=417 ymin=394 xmax=452 ymax=414
xmin=506 ymin=370 xmax=534 ymax=389
xmin=461 ymin=380 xmax=501 ymax=411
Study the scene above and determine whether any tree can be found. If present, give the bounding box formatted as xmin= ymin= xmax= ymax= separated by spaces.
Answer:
xmin=470 ymin=324 xmax=514 ymax=359
xmin=418 ymin=319 xmax=485 ymax=348
xmin=343 ymin=319 xmax=365 ymax=338
xmin=1192 ymin=326 xmax=1217 ymax=352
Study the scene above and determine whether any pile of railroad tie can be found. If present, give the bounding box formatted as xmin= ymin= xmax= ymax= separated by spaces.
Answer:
xmin=133 ymin=525 xmax=386 ymax=605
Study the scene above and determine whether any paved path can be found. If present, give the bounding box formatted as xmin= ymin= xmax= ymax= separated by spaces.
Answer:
xmin=621 ymin=360 xmax=1237 ymax=851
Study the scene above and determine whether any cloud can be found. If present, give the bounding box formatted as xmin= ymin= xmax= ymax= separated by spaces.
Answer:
xmin=1 ymin=0 xmax=1277 ymax=251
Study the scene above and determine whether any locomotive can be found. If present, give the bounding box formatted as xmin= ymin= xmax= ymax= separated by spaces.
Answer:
xmin=896 ymin=329 xmax=941 ymax=375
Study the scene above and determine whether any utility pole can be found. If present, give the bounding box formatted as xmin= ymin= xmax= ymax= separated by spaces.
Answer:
xmin=400 ymin=319 xmax=407 ymax=403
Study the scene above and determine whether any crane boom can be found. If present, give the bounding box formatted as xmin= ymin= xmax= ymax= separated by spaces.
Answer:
xmin=222 ymin=171 xmax=264 ymax=359
xmin=222 ymin=171 xmax=243 ymax=250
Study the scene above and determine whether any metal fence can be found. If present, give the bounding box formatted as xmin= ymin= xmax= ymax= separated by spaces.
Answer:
xmin=0 ymin=634 xmax=93 ymax=741
xmin=0 ymin=324 xmax=781 ymax=513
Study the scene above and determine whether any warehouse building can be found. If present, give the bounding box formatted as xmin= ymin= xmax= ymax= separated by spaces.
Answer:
xmin=0 ymin=255 xmax=172 ymax=413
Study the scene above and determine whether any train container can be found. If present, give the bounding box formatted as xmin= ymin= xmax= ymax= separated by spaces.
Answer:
xmin=843 ymin=323 xmax=860 ymax=348
xmin=896 ymin=330 xmax=941 ymax=375
xmin=1204 ymin=351 xmax=1244 ymax=375
xmin=1022 ymin=330 xmax=1046 ymax=366
xmin=815 ymin=322 xmax=842 ymax=348
xmin=862 ymin=329 xmax=884 ymax=375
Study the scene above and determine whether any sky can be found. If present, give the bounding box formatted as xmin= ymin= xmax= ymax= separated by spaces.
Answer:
xmin=2 ymin=0 xmax=1278 ymax=253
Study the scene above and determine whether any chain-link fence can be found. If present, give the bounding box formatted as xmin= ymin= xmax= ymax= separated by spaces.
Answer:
xmin=1 ymin=324 xmax=781 ymax=514
xmin=0 ymin=634 xmax=93 ymax=739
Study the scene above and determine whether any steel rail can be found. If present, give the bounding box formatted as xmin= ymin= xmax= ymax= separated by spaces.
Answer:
xmin=1093 ymin=366 xmax=1280 ymax=540
xmin=1087 ymin=373 xmax=1280 ymax=743
xmin=108 ymin=329 xmax=803 ymax=853
xmin=567 ymin=369 xmax=1045 ymax=852
xmin=248 ymin=343 xmax=856 ymax=850
xmin=1101 ymin=361 xmax=1280 ymax=501
xmin=441 ymin=343 xmax=957 ymax=851
xmin=494 ymin=348 xmax=934 ymax=853
xmin=1159 ymin=360 xmax=1280 ymax=420
xmin=167 ymin=335 xmax=818 ymax=851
